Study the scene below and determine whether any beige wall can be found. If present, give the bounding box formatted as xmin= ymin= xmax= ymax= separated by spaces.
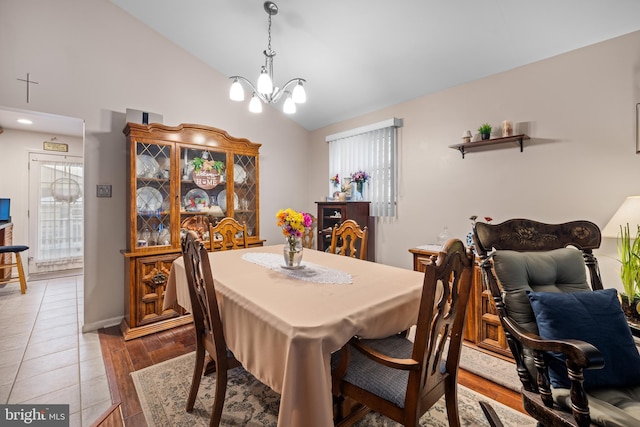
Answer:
xmin=1 ymin=0 xmax=309 ymax=331
xmin=308 ymin=30 xmax=640 ymax=292
xmin=1 ymin=0 xmax=638 ymax=329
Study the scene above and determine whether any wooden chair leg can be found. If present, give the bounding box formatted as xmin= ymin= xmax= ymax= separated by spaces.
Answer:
xmin=15 ymin=252 xmax=27 ymax=294
xmin=186 ymin=342 xmax=206 ymax=412
xmin=210 ymin=367 xmax=228 ymax=427
xmin=445 ymin=381 xmax=461 ymax=427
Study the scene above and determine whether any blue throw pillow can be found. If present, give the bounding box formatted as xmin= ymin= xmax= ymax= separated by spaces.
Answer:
xmin=527 ymin=288 xmax=640 ymax=390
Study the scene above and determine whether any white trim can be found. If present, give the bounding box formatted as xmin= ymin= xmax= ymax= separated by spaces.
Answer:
xmin=325 ymin=118 xmax=403 ymax=142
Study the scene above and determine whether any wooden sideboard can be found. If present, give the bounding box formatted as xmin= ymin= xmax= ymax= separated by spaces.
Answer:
xmin=409 ymin=245 xmax=512 ymax=358
xmin=316 ymin=201 xmax=375 ymax=262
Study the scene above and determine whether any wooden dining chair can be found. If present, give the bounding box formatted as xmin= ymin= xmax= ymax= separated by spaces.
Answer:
xmin=329 ymin=219 xmax=368 ymax=260
xmin=331 ymin=238 xmax=474 ymax=427
xmin=181 ymin=231 xmax=241 ymax=426
xmin=301 ymin=214 xmax=316 ymax=249
xmin=208 ymin=217 xmax=248 ymax=251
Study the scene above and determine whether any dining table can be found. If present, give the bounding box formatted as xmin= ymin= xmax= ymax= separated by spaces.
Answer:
xmin=163 ymin=244 xmax=425 ymax=427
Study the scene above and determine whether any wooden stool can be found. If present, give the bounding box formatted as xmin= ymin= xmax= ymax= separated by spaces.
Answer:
xmin=0 ymin=245 xmax=29 ymax=294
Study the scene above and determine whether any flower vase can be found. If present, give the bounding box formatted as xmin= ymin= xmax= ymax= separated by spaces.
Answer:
xmin=283 ymin=237 xmax=303 ymax=268
xmin=356 ymin=181 xmax=364 ymax=200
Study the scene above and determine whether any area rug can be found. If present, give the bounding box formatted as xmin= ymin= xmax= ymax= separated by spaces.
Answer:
xmin=132 ymin=352 xmax=535 ymax=427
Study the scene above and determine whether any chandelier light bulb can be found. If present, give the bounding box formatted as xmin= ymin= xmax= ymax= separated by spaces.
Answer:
xmin=229 ymin=78 xmax=245 ymax=101
xmin=249 ymin=93 xmax=263 ymax=113
xmin=257 ymin=68 xmax=273 ymax=95
xmin=283 ymin=93 xmax=296 ymax=114
xmin=292 ymin=81 xmax=306 ymax=104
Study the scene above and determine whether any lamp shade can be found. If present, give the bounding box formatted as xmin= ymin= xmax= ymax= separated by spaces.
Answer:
xmin=257 ymin=69 xmax=273 ymax=95
xmin=292 ymin=82 xmax=306 ymax=103
xmin=229 ymin=79 xmax=245 ymax=101
xmin=249 ymin=94 xmax=263 ymax=113
xmin=282 ymin=94 xmax=296 ymax=114
xmin=602 ymin=196 xmax=640 ymax=238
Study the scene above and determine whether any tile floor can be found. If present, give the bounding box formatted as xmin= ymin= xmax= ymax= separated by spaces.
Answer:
xmin=0 ymin=273 xmax=112 ymax=426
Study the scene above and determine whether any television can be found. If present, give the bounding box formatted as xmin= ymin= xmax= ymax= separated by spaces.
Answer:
xmin=0 ymin=198 xmax=10 ymax=222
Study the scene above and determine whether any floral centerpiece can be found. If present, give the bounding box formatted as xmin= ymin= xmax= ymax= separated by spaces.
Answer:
xmin=276 ymin=208 xmax=313 ymax=267
xmin=330 ymin=174 xmax=340 ymax=187
xmin=350 ymin=170 xmax=370 ymax=184
xmin=350 ymin=170 xmax=370 ymax=200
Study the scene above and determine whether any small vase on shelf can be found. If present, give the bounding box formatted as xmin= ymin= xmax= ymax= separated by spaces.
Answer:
xmin=283 ymin=236 xmax=303 ymax=268
xmin=356 ymin=181 xmax=365 ymax=200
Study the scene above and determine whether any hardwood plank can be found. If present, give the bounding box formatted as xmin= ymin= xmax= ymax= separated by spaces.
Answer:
xmin=458 ymin=369 xmax=526 ymax=414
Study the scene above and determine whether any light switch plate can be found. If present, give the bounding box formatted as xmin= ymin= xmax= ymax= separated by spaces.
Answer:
xmin=97 ymin=185 xmax=112 ymax=198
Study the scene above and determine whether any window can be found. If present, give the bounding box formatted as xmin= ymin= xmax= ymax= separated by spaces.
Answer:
xmin=327 ymin=118 xmax=402 ymax=217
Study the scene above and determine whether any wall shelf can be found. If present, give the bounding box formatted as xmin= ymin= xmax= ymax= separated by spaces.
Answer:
xmin=449 ymin=134 xmax=530 ymax=158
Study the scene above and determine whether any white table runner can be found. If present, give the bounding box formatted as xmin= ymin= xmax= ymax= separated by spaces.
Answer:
xmin=242 ymin=252 xmax=352 ymax=284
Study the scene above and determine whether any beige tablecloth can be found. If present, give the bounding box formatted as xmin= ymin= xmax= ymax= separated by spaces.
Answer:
xmin=164 ymin=244 xmax=424 ymax=427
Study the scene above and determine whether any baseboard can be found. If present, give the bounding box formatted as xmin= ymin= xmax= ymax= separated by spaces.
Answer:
xmin=82 ymin=316 xmax=123 ymax=333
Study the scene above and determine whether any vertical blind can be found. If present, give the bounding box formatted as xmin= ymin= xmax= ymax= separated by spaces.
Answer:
xmin=327 ymin=118 xmax=402 ymax=217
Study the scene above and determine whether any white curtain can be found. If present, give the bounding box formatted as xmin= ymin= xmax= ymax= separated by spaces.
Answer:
xmin=327 ymin=118 xmax=402 ymax=217
xmin=32 ymin=156 xmax=84 ymax=271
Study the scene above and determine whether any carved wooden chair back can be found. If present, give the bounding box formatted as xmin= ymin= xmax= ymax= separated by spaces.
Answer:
xmin=301 ymin=214 xmax=316 ymax=249
xmin=329 ymin=219 xmax=368 ymax=260
xmin=473 ymin=218 xmax=609 ymax=427
xmin=208 ymin=217 xmax=248 ymax=251
xmin=181 ymin=231 xmax=240 ymax=426
xmin=332 ymin=239 xmax=474 ymax=426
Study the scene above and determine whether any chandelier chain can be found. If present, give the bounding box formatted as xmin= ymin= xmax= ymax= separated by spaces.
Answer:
xmin=267 ymin=13 xmax=272 ymax=54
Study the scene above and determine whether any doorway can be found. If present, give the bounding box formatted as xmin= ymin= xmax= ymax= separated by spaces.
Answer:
xmin=0 ymin=106 xmax=85 ymax=279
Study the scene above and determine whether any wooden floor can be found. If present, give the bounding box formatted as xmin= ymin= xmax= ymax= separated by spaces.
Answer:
xmin=98 ymin=324 xmax=527 ymax=427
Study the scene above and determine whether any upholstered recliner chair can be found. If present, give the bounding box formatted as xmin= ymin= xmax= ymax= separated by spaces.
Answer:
xmin=473 ymin=218 xmax=640 ymax=427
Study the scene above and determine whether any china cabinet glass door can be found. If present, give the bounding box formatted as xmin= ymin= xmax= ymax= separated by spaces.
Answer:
xmin=233 ymin=153 xmax=258 ymax=238
xmin=178 ymin=146 xmax=227 ymax=243
xmin=134 ymin=141 xmax=171 ymax=248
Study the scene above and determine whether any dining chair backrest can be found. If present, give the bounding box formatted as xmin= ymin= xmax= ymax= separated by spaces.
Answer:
xmin=329 ymin=219 xmax=368 ymax=260
xmin=181 ymin=231 xmax=240 ymax=426
xmin=208 ymin=217 xmax=248 ymax=251
xmin=332 ymin=238 xmax=474 ymax=426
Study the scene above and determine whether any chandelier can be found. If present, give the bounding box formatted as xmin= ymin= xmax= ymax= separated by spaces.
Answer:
xmin=229 ymin=1 xmax=306 ymax=114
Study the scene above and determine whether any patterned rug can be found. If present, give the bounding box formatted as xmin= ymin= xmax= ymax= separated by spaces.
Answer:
xmin=132 ymin=352 xmax=535 ymax=426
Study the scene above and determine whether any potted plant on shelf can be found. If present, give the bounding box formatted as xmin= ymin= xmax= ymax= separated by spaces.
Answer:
xmin=617 ymin=223 xmax=640 ymax=321
xmin=478 ymin=123 xmax=492 ymax=140
xmin=191 ymin=157 xmax=225 ymax=190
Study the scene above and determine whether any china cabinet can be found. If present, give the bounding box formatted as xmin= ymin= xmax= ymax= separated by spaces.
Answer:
xmin=315 ymin=201 xmax=375 ymax=262
xmin=121 ymin=123 xmax=262 ymax=340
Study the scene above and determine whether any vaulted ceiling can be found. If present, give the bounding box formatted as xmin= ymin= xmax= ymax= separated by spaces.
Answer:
xmin=87 ymin=2 xmax=640 ymax=130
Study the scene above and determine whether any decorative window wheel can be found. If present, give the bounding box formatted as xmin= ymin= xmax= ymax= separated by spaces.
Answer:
xmin=51 ymin=178 xmax=82 ymax=203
